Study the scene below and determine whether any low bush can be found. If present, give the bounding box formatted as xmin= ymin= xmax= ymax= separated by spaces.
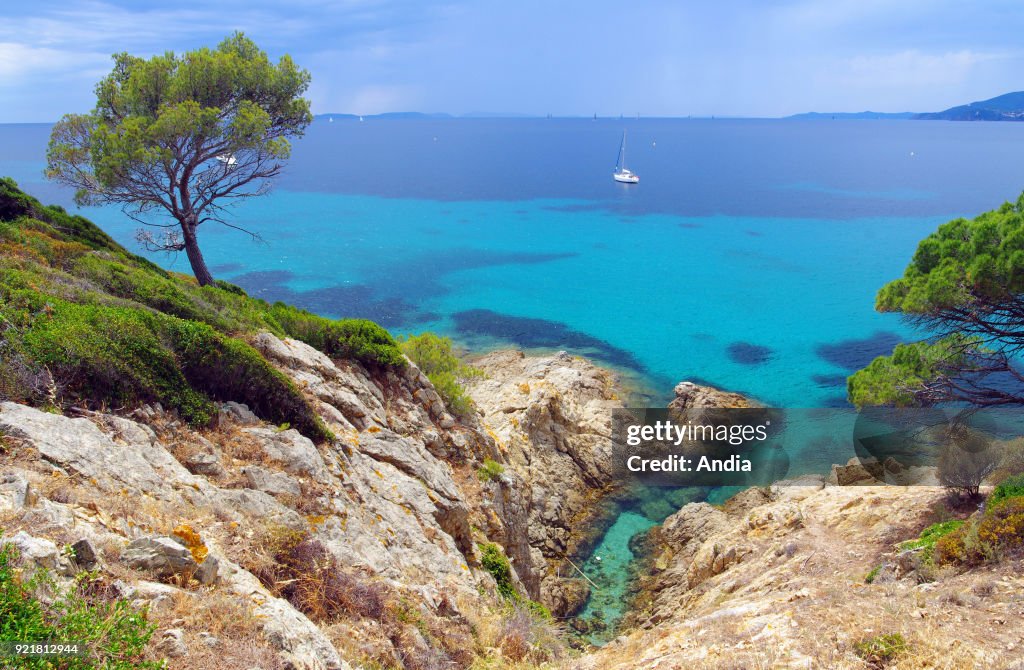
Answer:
xmin=267 ymin=304 xmax=405 ymax=367
xmin=0 ymin=540 xmax=161 ymax=669
xmin=898 ymin=519 xmax=965 ymax=562
xmin=477 ymin=458 xmax=505 ymax=482
xmin=854 ymin=633 xmax=907 ymax=668
xmin=937 ymin=427 xmax=1000 ymax=499
xmin=7 ymin=296 xmax=330 ymax=441
xmin=477 ymin=541 xmax=552 ymax=626
xmin=248 ymin=528 xmax=385 ymax=622
xmin=400 ymin=332 xmax=483 ymax=417
xmin=990 ymin=473 xmax=1024 ymax=506
xmin=935 ymin=494 xmax=1024 ymax=566
xmin=167 ymin=319 xmax=331 ymax=441
xmin=479 ymin=542 xmax=517 ymax=601
xmin=18 ymin=299 xmax=216 ymax=425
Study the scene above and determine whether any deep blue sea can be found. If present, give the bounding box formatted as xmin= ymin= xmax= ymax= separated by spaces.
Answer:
xmin=5 ymin=118 xmax=1024 ymax=407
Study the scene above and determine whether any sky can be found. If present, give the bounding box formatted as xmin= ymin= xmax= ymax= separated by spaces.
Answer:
xmin=1 ymin=0 xmax=1023 ymax=122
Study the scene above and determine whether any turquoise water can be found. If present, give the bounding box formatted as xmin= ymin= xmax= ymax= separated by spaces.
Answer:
xmin=575 ymin=511 xmax=656 ymax=642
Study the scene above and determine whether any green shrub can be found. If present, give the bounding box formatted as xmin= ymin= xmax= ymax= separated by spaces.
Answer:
xmin=990 ymin=474 xmax=1024 ymax=506
xmin=399 ymin=332 xmax=482 ymax=417
xmin=476 ymin=541 xmax=552 ymax=624
xmin=854 ymin=633 xmax=907 ymax=667
xmin=935 ymin=495 xmax=1024 ymax=566
xmin=332 ymin=319 xmax=406 ymax=367
xmin=479 ymin=542 xmax=517 ymax=600
xmin=0 ymin=541 xmax=161 ymax=669
xmin=267 ymin=305 xmax=405 ymax=367
xmin=19 ymin=299 xmax=216 ymax=425
xmin=864 ymin=565 xmax=881 ymax=584
xmin=166 ymin=319 xmax=332 ymax=442
xmin=477 ymin=458 xmax=505 ymax=482
xmin=898 ymin=519 xmax=965 ymax=562
xmin=7 ymin=296 xmax=330 ymax=441
xmin=524 ymin=599 xmax=552 ymax=621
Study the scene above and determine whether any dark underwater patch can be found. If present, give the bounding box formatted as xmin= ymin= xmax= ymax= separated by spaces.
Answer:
xmin=677 ymin=222 xmax=702 ymax=229
xmin=820 ymin=395 xmax=853 ymax=408
xmin=811 ymin=373 xmax=848 ymax=387
xmin=230 ymin=270 xmax=430 ymax=328
xmin=451 ymin=308 xmax=646 ymax=373
xmin=364 ymin=249 xmax=578 ymax=303
xmin=745 ymin=230 xmax=764 ymax=237
xmin=726 ymin=342 xmax=773 ymax=366
xmin=815 ymin=331 xmax=903 ymax=371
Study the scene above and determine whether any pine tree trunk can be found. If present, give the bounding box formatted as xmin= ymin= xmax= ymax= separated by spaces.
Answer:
xmin=181 ymin=220 xmax=214 ymax=287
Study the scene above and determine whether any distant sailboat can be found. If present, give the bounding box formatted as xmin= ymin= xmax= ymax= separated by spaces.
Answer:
xmin=613 ymin=131 xmax=639 ymax=183
xmin=216 ymin=154 xmax=237 ymax=167
xmin=329 ymin=117 xmax=334 ymax=123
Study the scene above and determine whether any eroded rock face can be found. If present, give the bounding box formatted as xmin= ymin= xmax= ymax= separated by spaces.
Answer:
xmin=580 ymin=483 xmax=1008 ymax=670
xmin=466 ymin=350 xmax=623 ymax=614
xmin=0 ymin=340 xmax=632 ymax=668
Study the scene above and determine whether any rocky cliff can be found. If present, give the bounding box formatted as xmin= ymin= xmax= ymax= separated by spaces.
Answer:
xmin=579 ymin=479 xmax=1024 ymax=670
xmin=0 ymin=337 xmax=629 ymax=668
xmin=466 ymin=350 xmax=624 ymax=616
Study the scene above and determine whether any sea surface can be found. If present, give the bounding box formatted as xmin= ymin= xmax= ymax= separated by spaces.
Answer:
xmin=5 ymin=118 xmax=1023 ymax=408
xmin=4 ymin=117 xmax=1024 ymax=637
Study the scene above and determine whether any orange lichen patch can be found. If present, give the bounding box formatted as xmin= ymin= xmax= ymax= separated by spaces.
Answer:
xmin=367 ymin=425 xmax=381 ymax=433
xmin=173 ymin=523 xmax=209 ymax=564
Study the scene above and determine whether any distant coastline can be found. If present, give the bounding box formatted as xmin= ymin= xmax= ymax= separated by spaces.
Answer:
xmin=784 ymin=111 xmax=914 ymax=120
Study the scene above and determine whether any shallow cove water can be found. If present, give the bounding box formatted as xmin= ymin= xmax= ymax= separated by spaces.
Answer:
xmin=4 ymin=118 xmax=1024 ymax=639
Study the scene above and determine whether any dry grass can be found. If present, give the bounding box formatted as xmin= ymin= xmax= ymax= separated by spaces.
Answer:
xmin=140 ymin=587 xmax=284 ymax=669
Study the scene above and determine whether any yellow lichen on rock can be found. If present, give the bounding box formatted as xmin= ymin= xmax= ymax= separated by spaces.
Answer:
xmin=172 ymin=523 xmax=209 ymax=564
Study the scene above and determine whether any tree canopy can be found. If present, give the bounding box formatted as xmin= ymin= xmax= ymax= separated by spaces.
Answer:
xmin=849 ymin=195 xmax=1024 ymax=407
xmin=45 ymin=33 xmax=311 ymax=286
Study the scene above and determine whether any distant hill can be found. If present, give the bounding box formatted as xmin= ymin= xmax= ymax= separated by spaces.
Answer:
xmin=786 ymin=111 xmax=915 ymax=120
xmin=914 ymin=91 xmax=1024 ymax=121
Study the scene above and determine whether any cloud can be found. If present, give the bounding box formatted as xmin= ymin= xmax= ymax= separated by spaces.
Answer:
xmin=835 ymin=49 xmax=1006 ymax=89
xmin=0 ymin=42 xmax=108 ymax=82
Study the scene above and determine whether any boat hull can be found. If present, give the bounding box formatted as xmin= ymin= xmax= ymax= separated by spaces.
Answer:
xmin=613 ymin=173 xmax=639 ymax=183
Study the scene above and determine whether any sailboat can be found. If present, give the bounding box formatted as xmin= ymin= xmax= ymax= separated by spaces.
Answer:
xmin=613 ymin=131 xmax=639 ymax=183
